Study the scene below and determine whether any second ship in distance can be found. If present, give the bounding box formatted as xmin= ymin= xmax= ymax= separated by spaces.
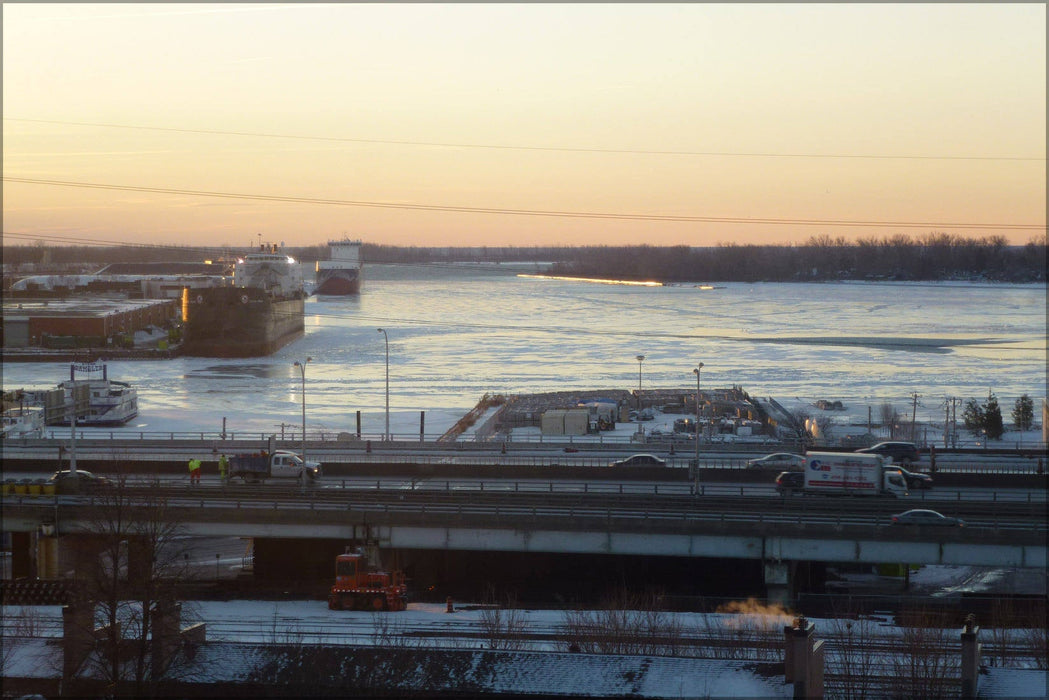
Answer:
xmin=314 ymin=238 xmax=363 ymax=296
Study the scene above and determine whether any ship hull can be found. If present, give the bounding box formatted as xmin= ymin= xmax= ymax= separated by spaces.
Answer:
xmin=314 ymin=267 xmax=361 ymax=295
xmin=183 ymin=287 xmax=305 ymax=358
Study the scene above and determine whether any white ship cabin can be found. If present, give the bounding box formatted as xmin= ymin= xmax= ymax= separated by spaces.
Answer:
xmin=325 ymin=239 xmax=362 ymax=264
xmin=234 ymin=243 xmax=304 ymax=294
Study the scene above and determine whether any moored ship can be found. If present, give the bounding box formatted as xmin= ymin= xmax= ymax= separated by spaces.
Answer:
xmin=182 ymin=242 xmax=306 ymax=357
xmin=41 ymin=361 xmax=139 ymax=426
xmin=315 ymin=238 xmax=362 ymax=295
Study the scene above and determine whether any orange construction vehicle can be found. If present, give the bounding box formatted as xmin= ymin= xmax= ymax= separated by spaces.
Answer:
xmin=328 ymin=546 xmax=408 ymax=611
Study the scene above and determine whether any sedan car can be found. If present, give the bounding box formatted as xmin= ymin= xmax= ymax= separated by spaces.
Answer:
xmin=858 ymin=441 xmax=921 ymax=465
xmin=610 ymin=454 xmax=667 ymax=468
xmin=890 ymin=509 xmax=964 ymax=527
xmin=894 ymin=467 xmax=933 ymax=490
xmin=774 ymin=471 xmax=805 ymax=495
xmin=746 ymin=453 xmax=805 ymax=471
xmin=47 ymin=469 xmax=113 ymax=494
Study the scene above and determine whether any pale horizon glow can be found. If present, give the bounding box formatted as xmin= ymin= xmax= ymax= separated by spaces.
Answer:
xmin=2 ymin=3 xmax=1045 ymax=250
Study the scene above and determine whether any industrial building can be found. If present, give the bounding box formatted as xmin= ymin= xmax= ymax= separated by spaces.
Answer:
xmin=1 ymin=297 xmax=178 ymax=349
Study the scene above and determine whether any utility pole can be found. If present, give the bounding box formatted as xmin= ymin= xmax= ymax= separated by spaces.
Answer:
xmin=943 ymin=398 xmax=951 ymax=448
xmin=910 ymin=392 xmax=921 ymax=442
xmin=951 ymin=397 xmax=960 ymax=448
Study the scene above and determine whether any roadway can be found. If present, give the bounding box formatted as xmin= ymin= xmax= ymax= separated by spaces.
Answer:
xmin=4 ymin=478 xmax=1045 ymax=533
xmin=1 ymin=438 xmax=1045 ymax=474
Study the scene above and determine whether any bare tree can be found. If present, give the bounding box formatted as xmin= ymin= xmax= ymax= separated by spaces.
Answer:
xmin=64 ymin=471 xmax=196 ymax=694
xmin=558 ymin=588 xmax=684 ymax=657
xmin=827 ymin=613 xmax=878 ymax=699
xmin=704 ymin=598 xmax=794 ymax=662
xmin=880 ymin=403 xmax=901 ymax=439
xmin=478 ymin=586 xmax=530 ymax=651
xmin=888 ymin=610 xmax=958 ymax=699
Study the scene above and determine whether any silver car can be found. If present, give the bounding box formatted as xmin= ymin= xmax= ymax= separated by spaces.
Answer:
xmin=747 ymin=453 xmax=805 ymax=471
xmin=610 ymin=454 xmax=667 ymax=468
xmin=891 ymin=509 xmax=965 ymax=527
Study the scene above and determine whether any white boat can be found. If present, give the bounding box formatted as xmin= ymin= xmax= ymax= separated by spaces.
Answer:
xmin=43 ymin=361 xmax=139 ymax=426
xmin=1 ymin=406 xmax=45 ymax=439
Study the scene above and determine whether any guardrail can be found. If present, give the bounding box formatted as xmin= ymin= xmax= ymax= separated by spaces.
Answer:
xmin=7 ymin=428 xmax=1047 ymax=455
xmin=4 ymin=489 xmax=1045 ymax=534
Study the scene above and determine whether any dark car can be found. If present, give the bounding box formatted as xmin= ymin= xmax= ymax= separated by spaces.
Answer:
xmin=890 ymin=509 xmax=964 ymax=527
xmin=775 ymin=471 xmax=804 ymax=495
xmin=893 ymin=466 xmax=933 ymax=490
xmin=858 ymin=441 xmax=921 ymax=465
xmin=610 ymin=454 xmax=667 ymax=468
xmin=47 ymin=469 xmax=113 ymax=494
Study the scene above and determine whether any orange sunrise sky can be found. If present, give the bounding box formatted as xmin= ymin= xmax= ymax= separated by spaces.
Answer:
xmin=2 ymin=3 xmax=1046 ymax=251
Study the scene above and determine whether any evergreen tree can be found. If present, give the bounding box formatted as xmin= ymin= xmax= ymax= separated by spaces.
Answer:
xmin=1012 ymin=394 xmax=1034 ymax=432
xmin=962 ymin=399 xmax=984 ymax=436
xmin=982 ymin=392 xmax=1005 ymax=440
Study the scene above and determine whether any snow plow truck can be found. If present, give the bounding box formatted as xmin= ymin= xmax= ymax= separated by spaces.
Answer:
xmin=328 ymin=547 xmax=408 ymax=611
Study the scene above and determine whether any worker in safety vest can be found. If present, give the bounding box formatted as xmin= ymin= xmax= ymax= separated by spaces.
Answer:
xmin=188 ymin=458 xmax=202 ymax=484
xmin=218 ymin=454 xmax=229 ymax=483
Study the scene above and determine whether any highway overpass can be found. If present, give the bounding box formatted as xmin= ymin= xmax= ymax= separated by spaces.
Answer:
xmin=3 ymin=483 xmax=1044 ymax=603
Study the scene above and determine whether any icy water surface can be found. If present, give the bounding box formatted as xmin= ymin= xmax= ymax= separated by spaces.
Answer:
xmin=2 ymin=264 xmax=1045 ymax=437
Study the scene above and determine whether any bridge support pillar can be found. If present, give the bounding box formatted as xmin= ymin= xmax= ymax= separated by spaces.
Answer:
xmin=55 ymin=534 xmax=108 ymax=582
xmin=10 ymin=531 xmax=35 ymax=579
xmin=126 ymin=536 xmax=155 ymax=587
xmin=763 ymin=560 xmax=794 ymax=606
xmin=36 ymin=528 xmax=59 ymax=579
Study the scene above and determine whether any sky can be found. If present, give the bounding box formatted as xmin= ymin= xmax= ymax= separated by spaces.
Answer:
xmin=2 ymin=3 xmax=1046 ymax=251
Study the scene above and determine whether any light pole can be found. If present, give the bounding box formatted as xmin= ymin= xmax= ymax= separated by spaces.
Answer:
xmin=293 ymin=357 xmax=312 ymax=460
xmin=377 ymin=328 xmax=389 ymax=441
xmin=693 ymin=363 xmax=704 ymax=470
xmin=635 ymin=354 xmax=645 ymax=414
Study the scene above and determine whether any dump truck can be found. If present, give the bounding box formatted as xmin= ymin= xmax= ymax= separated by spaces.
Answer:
xmin=227 ymin=450 xmax=320 ymax=483
xmin=802 ymin=451 xmax=908 ymax=497
xmin=328 ymin=546 xmax=408 ymax=611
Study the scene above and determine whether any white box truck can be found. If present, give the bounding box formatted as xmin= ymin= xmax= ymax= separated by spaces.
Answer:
xmin=802 ymin=451 xmax=908 ymax=497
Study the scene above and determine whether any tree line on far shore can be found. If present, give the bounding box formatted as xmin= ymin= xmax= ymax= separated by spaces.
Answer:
xmin=546 ymin=233 xmax=1046 ymax=283
xmin=3 ymin=232 xmax=1045 ymax=283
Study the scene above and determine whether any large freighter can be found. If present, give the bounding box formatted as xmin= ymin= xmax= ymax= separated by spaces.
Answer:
xmin=182 ymin=243 xmax=306 ymax=357
xmin=314 ymin=238 xmax=362 ymax=295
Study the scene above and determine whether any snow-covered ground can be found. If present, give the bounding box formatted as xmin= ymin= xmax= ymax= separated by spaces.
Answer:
xmin=3 ymin=586 xmax=1046 ymax=697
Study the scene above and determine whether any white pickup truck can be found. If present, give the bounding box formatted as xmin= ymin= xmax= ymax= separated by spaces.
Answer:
xmin=228 ymin=450 xmax=321 ymax=483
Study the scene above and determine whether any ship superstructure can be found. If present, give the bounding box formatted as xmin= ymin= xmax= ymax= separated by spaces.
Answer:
xmin=182 ymin=242 xmax=306 ymax=357
xmin=315 ymin=238 xmax=362 ymax=295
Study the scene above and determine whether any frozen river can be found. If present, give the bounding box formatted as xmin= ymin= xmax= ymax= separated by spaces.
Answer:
xmin=2 ymin=265 xmax=1045 ymax=440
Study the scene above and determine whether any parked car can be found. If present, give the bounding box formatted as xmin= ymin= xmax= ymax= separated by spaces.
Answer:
xmin=890 ymin=509 xmax=965 ymax=527
xmin=47 ymin=469 xmax=113 ymax=494
xmin=610 ymin=454 xmax=666 ymax=468
xmin=857 ymin=441 xmax=921 ymax=465
xmin=747 ymin=453 xmax=805 ymax=471
xmin=774 ymin=471 xmax=804 ymax=495
xmin=893 ymin=466 xmax=933 ymax=490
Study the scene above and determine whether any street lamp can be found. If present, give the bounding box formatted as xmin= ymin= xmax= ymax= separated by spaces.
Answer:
xmin=635 ymin=354 xmax=645 ymax=414
xmin=377 ymin=328 xmax=389 ymax=441
xmin=293 ymin=357 xmax=312 ymax=460
xmin=693 ymin=363 xmax=704 ymax=470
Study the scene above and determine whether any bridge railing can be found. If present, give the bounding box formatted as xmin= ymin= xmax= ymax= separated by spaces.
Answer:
xmin=12 ymin=427 xmax=1048 ymax=454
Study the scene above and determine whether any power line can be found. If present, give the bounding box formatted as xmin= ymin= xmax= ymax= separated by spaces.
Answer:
xmin=4 ymin=178 xmax=1043 ymax=231
xmin=5 ymin=117 xmax=1044 ymax=162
